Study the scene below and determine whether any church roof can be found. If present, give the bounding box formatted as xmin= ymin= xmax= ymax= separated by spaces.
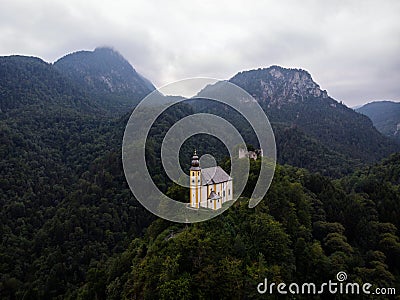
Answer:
xmin=208 ymin=191 xmax=221 ymax=201
xmin=201 ymin=166 xmax=232 ymax=185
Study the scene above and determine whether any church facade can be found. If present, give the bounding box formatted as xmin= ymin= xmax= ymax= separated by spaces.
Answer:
xmin=189 ymin=151 xmax=233 ymax=210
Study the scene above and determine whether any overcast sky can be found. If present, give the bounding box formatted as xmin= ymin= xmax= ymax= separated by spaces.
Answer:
xmin=1 ymin=0 xmax=399 ymax=106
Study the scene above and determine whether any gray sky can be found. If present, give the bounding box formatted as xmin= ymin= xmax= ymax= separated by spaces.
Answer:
xmin=1 ymin=0 xmax=399 ymax=106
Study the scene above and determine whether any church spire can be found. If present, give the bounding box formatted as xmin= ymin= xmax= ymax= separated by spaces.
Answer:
xmin=190 ymin=150 xmax=200 ymax=171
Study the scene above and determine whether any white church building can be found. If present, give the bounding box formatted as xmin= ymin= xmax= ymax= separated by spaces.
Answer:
xmin=189 ymin=151 xmax=233 ymax=210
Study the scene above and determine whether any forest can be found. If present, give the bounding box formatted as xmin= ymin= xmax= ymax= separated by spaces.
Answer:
xmin=1 ymin=52 xmax=400 ymax=299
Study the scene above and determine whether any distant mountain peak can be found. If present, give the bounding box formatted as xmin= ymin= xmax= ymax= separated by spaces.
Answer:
xmin=356 ymin=100 xmax=400 ymax=142
xmin=93 ymin=46 xmax=127 ymax=61
xmin=230 ymin=66 xmax=329 ymax=106
xmin=0 ymin=54 xmax=94 ymax=113
xmin=94 ymin=46 xmax=117 ymax=52
xmin=265 ymin=65 xmax=310 ymax=77
xmin=54 ymin=47 xmax=155 ymax=110
xmin=58 ymin=47 xmax=123 ymax=61
xmin=225 ymin=65 xmax=399 ymax=163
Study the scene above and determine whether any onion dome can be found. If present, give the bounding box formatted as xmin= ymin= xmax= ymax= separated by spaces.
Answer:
xmin=190 ymin=150 xmax=200 ymax=171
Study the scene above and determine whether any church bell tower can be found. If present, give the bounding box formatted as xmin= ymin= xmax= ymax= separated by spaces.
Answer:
xmin=190 ymin=150 xmax=201 ymax=208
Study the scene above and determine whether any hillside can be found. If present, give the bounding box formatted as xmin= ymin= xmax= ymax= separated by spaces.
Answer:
xmin=229 ymin=66 xmax=399 ymax=163
xmin=0 ymin=50 xmax=160 ymax=299
xmin=54 ymin=47 xmax=155 ymax=113
xmin=0 ymin=55 xmax=94 ymax=114
xmin=1 ymin=48 xmax=400 ymax=299
xmin=74 ymin=156 xmax=400 ymax=299
xmin=0 ymin=48 xmax=155 ymax=116
xmin=190 ymin=66 xmax=399 ymax=176
xmin=356 ymin=101 xmax=400 ymax=143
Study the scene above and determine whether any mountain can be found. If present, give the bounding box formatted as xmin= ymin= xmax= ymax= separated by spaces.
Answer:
xmin=352 ymin=104 xmax=363 ymax=110
xmin=228 ymin=66 xmax=399 ymax=164
xmin=54 ymin=47 xmax=155 ymax=112
xmin=0 ymin=48 xmax=158 ymax=116
xmin=0 ymin=49 xmax=161 ymax=299
xmin=273 ymin=125 xmax=361 ymax=176
xmin=356 ymin=101 xmax=400 ymax=142
xmin=0 ymin=55 xmax=94 ymax=114
xmin=1 ymin=48 xmax=400 ymax=298
xmin=230 ymin=66 xmax=329 ymax=108
xmin=190 ymin=66 xmax=399 ymax=175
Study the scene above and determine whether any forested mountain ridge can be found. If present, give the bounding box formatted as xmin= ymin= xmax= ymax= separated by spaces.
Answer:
xmin=0 ymin=49 xmax=159 ymax=298
xmin=0 ymin=101 xmax=155 ymax=299
xmin=0 ymin=48 xmax=156 ymax=116
xmin=230 ymin=66 xmax=329 ymax=107
xmin=1 ymin=48 xmax=400 ymax=299
xmin=229 ymin=66 xmax=399 ymax=163
xmin=0 ymin=55 xmax=95 ymax=114
xmin=54 ymin=47 xmax=155 ymax=113
xmin=356 ymin=100 xmax=400 ymax=143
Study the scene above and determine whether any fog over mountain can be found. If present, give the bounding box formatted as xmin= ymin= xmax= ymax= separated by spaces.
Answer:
xmin=0 ymin=0 xmax=399 ymax=106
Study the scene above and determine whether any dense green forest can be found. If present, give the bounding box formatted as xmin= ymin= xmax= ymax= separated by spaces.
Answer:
xmin=1 ymin=50 xmax=400 ymax=299
xmin=2 ymin=108 xmax=400 ymax=299
xmin=71 ymin=155 xmax=400 ymax=299
xmin=356 ymin=101 xmax=400 ymax=143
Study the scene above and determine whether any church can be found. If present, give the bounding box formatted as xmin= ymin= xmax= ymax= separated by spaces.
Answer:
xmin=189 ymin=151 xmax=233 ymax=210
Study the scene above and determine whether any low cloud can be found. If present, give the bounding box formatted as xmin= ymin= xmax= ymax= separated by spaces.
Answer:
xmin=0 ymin=0 xmax=399 ymax=106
